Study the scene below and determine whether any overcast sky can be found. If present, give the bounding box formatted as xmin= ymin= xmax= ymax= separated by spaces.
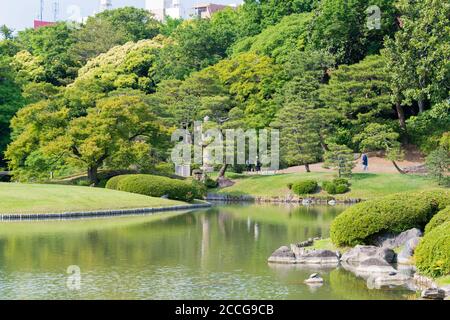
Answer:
xmin=0 ymin=0 xmax=243 ymax=32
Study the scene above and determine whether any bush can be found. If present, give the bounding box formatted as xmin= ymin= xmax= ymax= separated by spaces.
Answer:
xmin=322 ymin=178 xmax=350 ymax=194
xmin=322 ymin=181 xmax=336 ymax=194
xmin=335 ymin=184 xmax=350 ymax=194
xmin=330 ymin=189 xmax=450 ymax=247
xmin=190 ymin=179 xmax=207 ymax=199
xmin=425 ymin=207 xmax=450 ymax=233
xmin=204 ymin=177 xmax=218 ymax=189
xmin=106 ymin=174 xmax=201 ymax=202
xmin=415 ymin=221 xmax=450 ymax=278
xmin=154 ymin=162 xmax=174 ymax=176
xmin=292 ymin=180 xmax=318 ymax=195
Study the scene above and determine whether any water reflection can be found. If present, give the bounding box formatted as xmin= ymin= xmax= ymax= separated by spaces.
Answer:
xmin=0 ymin=204 xmax=415 ymax=299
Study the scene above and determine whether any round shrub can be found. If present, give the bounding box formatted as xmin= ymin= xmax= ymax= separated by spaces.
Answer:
xmin=415 ymin=221 xmax=450 ymax=278
xmin=322 ymin=181 xmax=337 ymax=194
xmin=330 ymin=189 xmax=450 ymax=247
xmin=322 ymin=180 xmax=350 ymax=194
xmin=108 ymin=174 xmax=200 ymax=202
xmin=335 ymin=184 xmax=350 ymax=194
xmin=105 ymin=175 xmax=133 ymax=190
xmin=292 ymin=180 xmax=318 ymax=195
xmin=425 ymin=206 xmax=450 ymax=233
xmin=333 ymin=178 xmax=350 ymax=187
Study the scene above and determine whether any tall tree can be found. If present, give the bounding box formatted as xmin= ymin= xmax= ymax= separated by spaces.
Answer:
xmin=383 ymin=0 xmax=450 ymax=114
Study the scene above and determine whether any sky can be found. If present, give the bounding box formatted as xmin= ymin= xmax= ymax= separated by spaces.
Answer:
xmin=0 ymin=0 xmax=243 ymax=32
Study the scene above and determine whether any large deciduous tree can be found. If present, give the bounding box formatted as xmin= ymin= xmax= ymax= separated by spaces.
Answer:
xmin=6 ymin=94 xmax=164 ymax=184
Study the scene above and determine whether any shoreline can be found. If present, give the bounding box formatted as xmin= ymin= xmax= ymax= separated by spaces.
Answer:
xmin=206 ymin=193 xmax=362 ymax=205
xmin=0 ymin=202 xmax=212 ymax=221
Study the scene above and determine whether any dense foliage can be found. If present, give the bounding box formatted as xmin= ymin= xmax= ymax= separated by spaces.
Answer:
xmin=425 ymin=206 xmax=450 ymax=234
xmin=0 ymin=1 xmax=448 ymax=182
xmin=330 ymin=190 xmax=450 ymax=246
xmin=414 ymin=221 xmax=450 ymax=277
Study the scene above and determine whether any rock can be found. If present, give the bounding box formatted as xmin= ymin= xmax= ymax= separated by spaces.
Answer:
xmin=372 ymin=228 xmax=423 ymax=249
xmin=397 ymin=237 xmax=422 ymax=265
xmin=440 ymin=285 xmax=450 ymax=297
xmin=302 ymin=199 xmax=312 ymax=206
xmin=161 ymin=194 xmax=169 ymax=199
xmin=268 ymin=246 xmax=296 ymax=264
xmin=328 ymin=200 xmax=336 ymax=206
xmin=304 ymin=273 xmax=324 ymax=285
xmin=366 ymin=272 xmax=411 ymax=289
xmin=217 ymin=177 xmax=235 ymax=188
xmin=292 ymin=239 xmax=314 ymax=248
xmin=291 ymin=246 xmax=340 ymax=265
xmin=341 ymin=245 xmax=396 ymax=264
xmin=421 ymin=288 xmax=445 ymax=300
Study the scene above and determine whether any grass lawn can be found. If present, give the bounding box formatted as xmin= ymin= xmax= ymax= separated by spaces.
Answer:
xmin=0 ymin=183 xmax=185 ymax=214
xmin=212 ymin=172 xmax=442 ymax=199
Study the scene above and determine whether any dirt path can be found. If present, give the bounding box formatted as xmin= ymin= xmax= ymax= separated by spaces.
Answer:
xmin=278 ymin=156 xmax=425 ymax=174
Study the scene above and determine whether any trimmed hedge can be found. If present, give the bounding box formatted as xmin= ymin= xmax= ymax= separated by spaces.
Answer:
xmin=330 ymin=189 xmax=450 ymax=247
xmin=105 ymin=174 xmax=133 ymax=190
xmin=106 ymin=174 xmax=204 ymax=202
xmin=425 ymin=206 xmax=450 ymax=233
xmin=415 ymin=221 xmax=450 ymax=277
xmin=292 ymin=180 xmax=318 ymax=195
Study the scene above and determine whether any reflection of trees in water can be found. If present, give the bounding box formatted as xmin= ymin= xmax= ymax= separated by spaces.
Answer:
xmin=329 ymin=268 xmax=415 ymax=300
xmin=0 ymin=205 xmax=344 ymax=276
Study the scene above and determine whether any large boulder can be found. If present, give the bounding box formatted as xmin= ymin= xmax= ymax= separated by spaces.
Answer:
xmin=367 ymin=272 xmax=411 ymax=289
xmin=397 ymin=237 xmax=422 ymax=265
xmin=341 ymin=245 xmax=396 ymax=264
xmin=421 ymin=288 xmax=446 ymax=300
xmin=372 ymin=228 xmax=423 ymax=249
xmin=291 ymin=244 xmax=340 ymax=265
xmin=268 ymin=246 xmax=296 ymax=264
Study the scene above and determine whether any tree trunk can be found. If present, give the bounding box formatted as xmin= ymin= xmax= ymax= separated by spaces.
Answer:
xmin=305 ymin=164 xmax=311 ymax=172
xmin=87 ymin=165 xmax=99 ymax=185
xmin=418 ymin=99 xmax=425 ymax=113
xmin=395 ymin=102 xmax=407 ymax=131
xmin=217 ymin=164 xmax=229 ymax=181
xmin=392 ymin=161 xmax=405 ymax=174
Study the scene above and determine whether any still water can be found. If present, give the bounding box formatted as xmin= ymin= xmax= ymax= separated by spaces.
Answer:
xmin=0 ymin=204 xmax=416 ymax=299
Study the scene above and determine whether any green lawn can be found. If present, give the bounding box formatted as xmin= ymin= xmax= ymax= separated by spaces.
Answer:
xmin=212 ymin=172 xmax=442 ymax=200
xmin=0 ymin=183 xmax=184 ymax=214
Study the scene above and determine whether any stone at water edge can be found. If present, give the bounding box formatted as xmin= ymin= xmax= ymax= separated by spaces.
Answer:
xmin=397 ymin=237 xmax=422 ymax=265
xmin=268 ymin=246 xmax=296 ymax=264
xmin=340 ymin=245 xmax=396 ymax=264
xmin=291 ymin=246 xmax=340 ymax=265
xmin=304 ymin=273 xmax=324 ymax=284
xmin=373 ymin=228 xmax=423 ymax=249
xmin=421 ymin=288 xmax=446 ymax=300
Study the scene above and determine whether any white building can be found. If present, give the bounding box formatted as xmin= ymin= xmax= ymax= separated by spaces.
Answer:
xmin=145 ymin=0 xmax=197 ymax=21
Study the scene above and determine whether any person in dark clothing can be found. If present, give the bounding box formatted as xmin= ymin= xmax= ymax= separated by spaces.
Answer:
xmin=362 ymin=153 xmax=369 ymax=171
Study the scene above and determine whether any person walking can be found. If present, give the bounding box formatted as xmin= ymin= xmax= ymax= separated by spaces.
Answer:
xmin=362 ymin=153 xmax=369 ymax=171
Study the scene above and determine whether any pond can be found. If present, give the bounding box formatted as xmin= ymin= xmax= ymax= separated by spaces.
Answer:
xmin=0 ymin=203 xmax=417 ymax=300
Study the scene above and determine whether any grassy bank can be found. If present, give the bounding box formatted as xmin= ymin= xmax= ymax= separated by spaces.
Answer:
xmin=0 ymin=183 xmax=185 ymax=214
xmin=212 ymin=172 xmax=442 ymax=199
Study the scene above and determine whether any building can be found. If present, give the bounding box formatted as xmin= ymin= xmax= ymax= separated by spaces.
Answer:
xmin=34 ymin=20 xmax=55 ymax=29
xmin=146 ymin=0 xmax=188 ymax=21
xmin=193 ymin=3 xmax=228 ymax=19
xmin=146 ymin=0 xmax=237 ymax=21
